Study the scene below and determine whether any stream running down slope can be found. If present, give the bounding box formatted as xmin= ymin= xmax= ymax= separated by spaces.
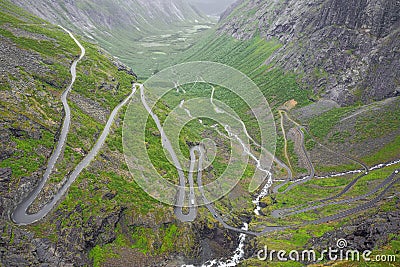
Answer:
xmin=12 ymin=27 xmax=136 ymax=225
xmin=137 ymin=80 xmax=399 ymax=266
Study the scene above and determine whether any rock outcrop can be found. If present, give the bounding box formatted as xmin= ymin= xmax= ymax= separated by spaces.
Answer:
xmin=310 ymin=210 xmax=400 ymax=259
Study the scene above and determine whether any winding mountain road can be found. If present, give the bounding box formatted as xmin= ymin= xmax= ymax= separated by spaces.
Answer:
xmin=138 ymin=84 xmax=197 ymax=222
xmin=12 ymin=27 xmax=399 ymax=240
xmin=138 ymin=84 xmax=400 ymax=238
xmin=277 ymin=126 xmax=315 ymax=194
xmin=272 ymin=169 xmax=398 ymax=218
xmin=12 ymin=27 xmax=136 ymax=225
xmin=270 ymin=111 xmax=376 ymax=216
xmin=278 ymin=110 xmax=293 ymax=174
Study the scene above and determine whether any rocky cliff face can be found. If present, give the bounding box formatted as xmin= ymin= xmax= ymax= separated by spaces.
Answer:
xmin=218 ymin=0 xmax=400 ymax=105
xmin=310 ymin=209 xmax=400 ymax=263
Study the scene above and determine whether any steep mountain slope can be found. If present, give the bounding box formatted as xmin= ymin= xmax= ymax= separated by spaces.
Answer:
xmin=174 ymin=0 xmax=399 ymax=183
xmin=169 ymin=3 xmax=400 ymax=265
xmin=10 ymin=0 xmax=214 ymax=78
xmin=0 ymin=1 xmax=231 ymax=266
xmin=218 ymin=0 xmax=400 ymax=105
xmin=11 ymin=0 xmax=207 ymax=36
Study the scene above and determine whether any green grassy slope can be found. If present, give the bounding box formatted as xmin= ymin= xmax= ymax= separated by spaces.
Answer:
xmin=1 ymin=0 xmax=398 ymax=265
xmin=164 ymin=29 xmax=400 ymax=266
xmin=171 ymin=33 xmax=312 ymax=108
xmin=0 ymin=1 xmax=195 ymax=265
xmin=10 ymin=0 xmax=216 ymax=79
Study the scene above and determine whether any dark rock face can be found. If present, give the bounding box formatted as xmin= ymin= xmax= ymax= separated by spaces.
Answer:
xmin=310 ymin=210 xmax=400 ymax=256
xmin=186 ymin=220 xmax=242 ymax=265
xmin=0 ymin=168 xmax=12 ymax=182
xmin=112 ymin=59 xmax=138 ymax=79
xmin=218 ymin=0 xmax=400 ymax=105
xmin=0 ymin=206 xmax=125 ymax=266
xmin=0 ymin=35 xmax=50 ymax=79
xmin=0 ymin=226 xmax=72 ymax=267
